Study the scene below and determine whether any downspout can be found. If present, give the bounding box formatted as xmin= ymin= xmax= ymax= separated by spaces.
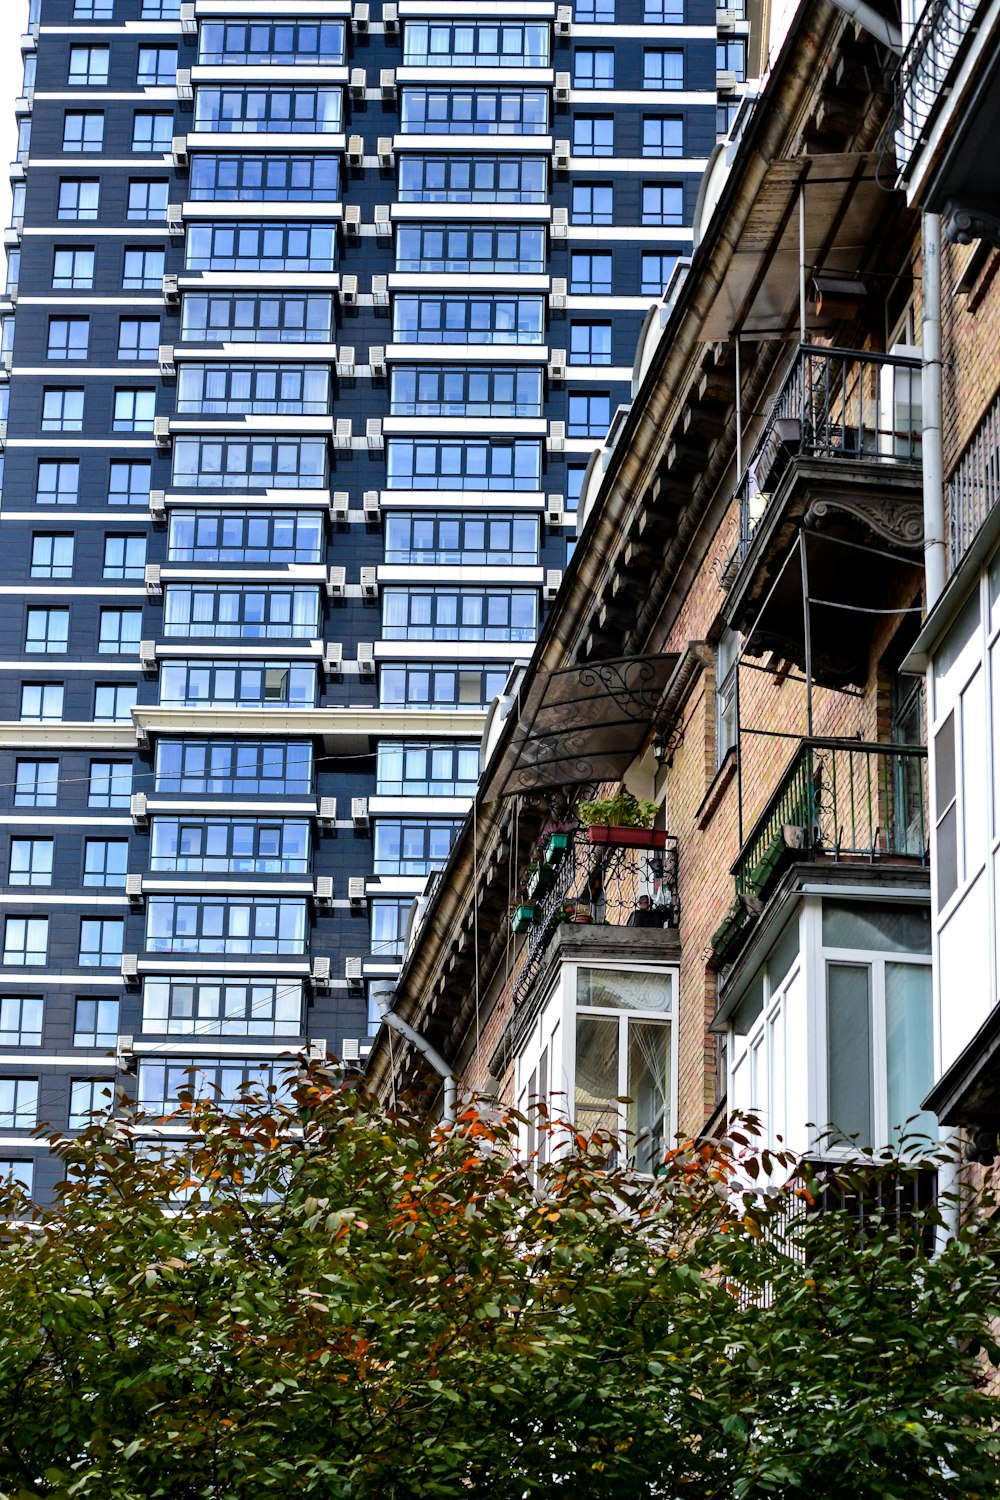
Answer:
xmin=920 ymin=209 xmax=958 ymax=1246
xmin=375 ymin=993 xmax=457 ymax=1125
xmin=922 ymin=211 xmax=947 ymax=610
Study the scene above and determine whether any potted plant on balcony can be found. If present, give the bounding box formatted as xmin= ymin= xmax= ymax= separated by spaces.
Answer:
xmin=576 ymin=788 xmax=667 ymax=850
xmin=557 ymin=897 xmax=592 ymax=925
xmin=542 ymin=829 xmax=572 ymax=865
xmin=524 ymin=861 xmax=553 ymax=900
xmin=510 ymin=902 xmax=537 ymax=934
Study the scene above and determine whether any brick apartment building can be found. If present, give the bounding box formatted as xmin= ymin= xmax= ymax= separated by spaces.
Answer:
xmin=367 ymin=0 xmax=1000 ymax=1181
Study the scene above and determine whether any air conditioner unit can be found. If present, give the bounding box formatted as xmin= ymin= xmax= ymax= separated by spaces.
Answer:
xmin=363 ymin=489 xmax=381 ymax=523
xmin=346 ymin=134 xmax=364 ymax=167
xmin=307 ymin=1037 xmax=328 ymax=1064
xmin=158 ymin=344 xmax=176 ymax=376
xmin=551 ymin=207 xmax=568 ymax=240
xmin=139 ymin=639 xmax=157 ymax=670
xmin=340 ymin=1036 xmax=361 ymax=1066
xmin=326 ymin=566 xmax=347 ymax=598
xmin=549 ymin=278 xmax=568 ymax=309
xmin=121 ymin=954 xmax=139 ymax=987
xmin=545 ymin=493 xmax=565 ymax=523
xmin=179 ymin=1 xmax=197 ymax=35
xmin=345 ymin=957 xmax=364 ymax=989
xmin=352 ymin=2 xmax=370 ymax=32
xmin=331 ymin=489 xmax=350 ymax=521
xmin=144 ymin=563 xmax=162 ymax=595
xmin=166 ymin=203 xmax=184 ymax=235
xmin=130 ymin=792 xmax=148 ymax=828
xmin=543 ymin=567 xmax=564 ymax=600
xmin=553 ymin=139 xmax=570 ymax=170
xmin=149 ymin=489 xmax=166 ymax=522
xmin=334 ymin=418 xmax=354 ymax=449
xmin=340 ymin=274 xmax=359 ymax=305
xmin=716 ymin=68 xmax=738 ymax=94
xmin=365 ymin=417 xmax=383 ymax=450
xmin=153 ymin=415 xmax=171 ymax=447
xmin=318 ymin=796 xmax=338 ymax=828
xmin=348 ymin=877 xmax=366 ymax=906
xmin=357 ymin=642 xmax=376 ymax=674
xmin=368 ymin=345 xmax=386 ymax=377
xmin=175 ymin=68 xmax=193 ymax=103
xmin=360 ymin=566 xmax=379 ymax=598
xmin=554 ymin=71 xmax=571 ymax=101
xmin=125 ymin=873 xmax=144 ymax=908
xmin=311 ymin=956 xmax=332 ymax=990
xmin=377 ymin=136 xmax=394 ymax=166
xmin=336 ymin=345 xmax=357 ymax=375
xmin=383 ymin=2 xmax=399 ymax=32
xmin=373 ymin=205 xmax=392 ymax=238
xmin=380 ymin=70 xmax=397 ymax=100
xmin=350 ymin=67 xmax=366 ymax=99
xmin=556 ymin=4 xmax=572 ymax=33
xmin=371 ymin=274 xmax=389 ymax=306
xmin=548 ymin=349 xmax=567 ymax=380
xmin=314 ymin=876 xmax=334 ymax=906
xmin=343 ymin=204 xmax=361 ymax=238
xmin=162 ymin=274 xmax=179 ymax=303
xmin=548 ymin=420 xmax=566 ymax=452
xmin=717 ymin=4 xmax=738 ymax=30
xmin=171 ymin=135 xmax=188 ymax=166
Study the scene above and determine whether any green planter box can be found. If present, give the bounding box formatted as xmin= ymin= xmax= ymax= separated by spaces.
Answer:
xmin=511 ymin=903 xmax=537 ymax=934
xmin=543 ymin=831 xmax=571 ymax=865
xmin=711 ymin=901 xmax=749 ymax=959
xmin=526 ymin=865 xmax=554 ymax=899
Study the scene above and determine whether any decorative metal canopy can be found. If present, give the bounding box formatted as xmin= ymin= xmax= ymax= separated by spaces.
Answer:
xmin=484 ymin=653 xmax=678 ymax=801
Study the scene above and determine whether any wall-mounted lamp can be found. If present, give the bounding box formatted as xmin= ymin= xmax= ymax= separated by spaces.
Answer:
xmin=652 ymin=728 xmax=682 ymax=768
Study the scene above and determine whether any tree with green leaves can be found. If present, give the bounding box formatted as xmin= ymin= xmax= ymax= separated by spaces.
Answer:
xmin=0 ymin=1069 xmax=997 ymax=1499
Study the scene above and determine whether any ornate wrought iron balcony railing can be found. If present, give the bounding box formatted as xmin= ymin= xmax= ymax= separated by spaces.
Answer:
xmin=736 ymin=345 xmax=922 ymax=566
xmin=733 ymin=738 xmax=928 ymax=902
xmin=512 ymin=828 xmax=679 ymax=1004
xmin=895 ymin=0 xmax=980 ymax=172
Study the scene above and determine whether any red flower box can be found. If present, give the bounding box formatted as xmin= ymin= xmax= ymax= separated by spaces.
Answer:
xmin=587 ymin=826 xmax=668 ymax=850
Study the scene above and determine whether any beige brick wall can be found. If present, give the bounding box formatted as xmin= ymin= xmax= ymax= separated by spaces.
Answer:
xmin=661 ymin=489 xmax=922 ymax=1135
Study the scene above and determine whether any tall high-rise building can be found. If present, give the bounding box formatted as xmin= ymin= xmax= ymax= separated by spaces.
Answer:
xmin=0 ymin=0 xmax=729 ymax=1194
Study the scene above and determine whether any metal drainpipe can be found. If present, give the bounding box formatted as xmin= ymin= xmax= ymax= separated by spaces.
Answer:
xmin=375 ymin=996 xmax=457 ymax=1125
xmin=920 ymin=209 xmax=959 ymax=1245
xmin=922 ymin=211 xmax=947 ymax=610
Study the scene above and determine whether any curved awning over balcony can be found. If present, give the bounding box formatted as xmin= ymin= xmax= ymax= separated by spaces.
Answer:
xmin=484 ymin=652 xmax=677 ymax=800
xmin=700 ymin=152 xmax=902 ymax=342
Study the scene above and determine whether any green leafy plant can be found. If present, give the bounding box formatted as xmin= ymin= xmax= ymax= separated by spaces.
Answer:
xmin=575 ymin=786 xmax=658 ymax=828
xmin=0 ymin=1078 xmax=997 ymax=1499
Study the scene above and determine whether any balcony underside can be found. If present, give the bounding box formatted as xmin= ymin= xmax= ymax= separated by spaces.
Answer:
xmin=726 ymin=459 xmax=924 ymax=688
xmin=924 ymin=1002 xmax=1000 ymax=1129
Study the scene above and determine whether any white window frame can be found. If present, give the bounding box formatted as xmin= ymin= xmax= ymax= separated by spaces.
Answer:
xmin=515 ymin=960 xmax=677 ymax=1169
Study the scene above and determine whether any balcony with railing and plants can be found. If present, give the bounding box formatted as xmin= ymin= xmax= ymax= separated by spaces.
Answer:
xmin=511 ymin=791 xmax=679 ymax=1005
xmin=712 ymin=738 xmax=928 ymax=962
xmin=725 ymin=343 xmax=924 ymax=689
